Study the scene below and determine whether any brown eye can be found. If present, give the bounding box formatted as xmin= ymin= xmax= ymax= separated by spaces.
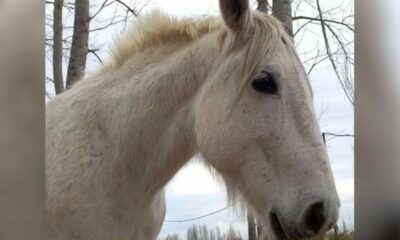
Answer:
xmin=251 ymin=72 xmax=278 ymax=94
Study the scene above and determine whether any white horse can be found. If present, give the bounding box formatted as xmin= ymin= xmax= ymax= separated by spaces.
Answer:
xmin=46 ymin=0 xmax=340 ymax=239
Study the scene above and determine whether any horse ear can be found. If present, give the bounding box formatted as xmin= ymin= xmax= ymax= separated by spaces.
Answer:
xmin=219 ymin=0 xmax=252 ymax=33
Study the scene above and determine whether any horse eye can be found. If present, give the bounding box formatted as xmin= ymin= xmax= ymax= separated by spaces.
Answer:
xmin=251 ymin=72 xmax=278 ymax=94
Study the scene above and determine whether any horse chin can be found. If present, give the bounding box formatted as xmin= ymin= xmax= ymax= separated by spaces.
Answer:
xmin=269 ymin=212 xmax=291 ymax=240
xmin=269 ymin=211 xmax=314 ymax=240
xmin=250 ymin=207 xmax=290 ymax=240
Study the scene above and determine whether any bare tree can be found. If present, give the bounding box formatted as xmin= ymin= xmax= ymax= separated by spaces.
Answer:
xmin=256 ymin=0 xmax=269 ymax=13
xmin=314 ymin=0 xmax=354 ymax=104
xmin=184 ymin=225 xmax=243 ymax=240
xmin=266 ymin=0 xmax=354 ymax=105
xmin=292 ymin=0 xmax=354 ymax=105
xmin=272 ymin=0 xmax=293 ymax=36
xmin=53 ymin=0 xmax=64 ymax=94
xmin=45 ymin=0 xmax=149 ymax=96
xmin=165 ymin=233 xmax=181 ymax=240
xmin=65 ymin=0 xmax=90 ymax=88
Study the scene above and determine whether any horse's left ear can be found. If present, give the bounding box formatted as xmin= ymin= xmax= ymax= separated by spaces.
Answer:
xmin=219 ymin=0 xmax=253 ymax=34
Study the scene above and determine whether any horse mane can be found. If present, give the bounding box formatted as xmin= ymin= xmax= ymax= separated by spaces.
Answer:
xmin=110 ymin=10 xmax=289 ymax=74
xmin=110 ymin=11 xmax=221 ymax=67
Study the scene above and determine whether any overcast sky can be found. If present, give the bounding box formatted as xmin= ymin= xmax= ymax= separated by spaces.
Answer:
xmin=46 ymin=0 xmax=354 ymax=238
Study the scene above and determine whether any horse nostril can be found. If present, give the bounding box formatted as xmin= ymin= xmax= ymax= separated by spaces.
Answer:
xmin=303 ymin=201 xmax=326 ymax=235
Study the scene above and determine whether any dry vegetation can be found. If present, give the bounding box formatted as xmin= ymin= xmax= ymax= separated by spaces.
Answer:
xmin=161 ymin=224 xmax=243 ymax=240
xmin=160 ymin=224 xmax=353 ymax=240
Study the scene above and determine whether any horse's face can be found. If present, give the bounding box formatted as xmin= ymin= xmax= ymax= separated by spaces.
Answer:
xmin=194 ymin=1 xmax=339 ymax=239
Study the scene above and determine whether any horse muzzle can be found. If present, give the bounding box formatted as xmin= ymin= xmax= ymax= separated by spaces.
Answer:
xmin=270 ymin=199 xmax=340 ymax=240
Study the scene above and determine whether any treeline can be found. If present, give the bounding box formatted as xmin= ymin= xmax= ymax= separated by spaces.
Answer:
xmin=162 ymin=224 xmax=243 ymax=240
xmin=160 ymin=224 xmax=354 ymax=240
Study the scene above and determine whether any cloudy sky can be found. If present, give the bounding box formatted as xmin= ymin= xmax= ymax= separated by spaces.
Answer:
xmin=46 ymin=0 xmax=354 ymax=238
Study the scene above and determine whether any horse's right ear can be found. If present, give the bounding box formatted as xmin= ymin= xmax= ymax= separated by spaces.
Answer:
xmin=219 ymin=0 xmax=253 ymax=34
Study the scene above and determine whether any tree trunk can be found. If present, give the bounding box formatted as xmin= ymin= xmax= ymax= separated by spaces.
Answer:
xmin=272 ymin=0 xmax=293 ymax=36
xmin=53 ymin=0 xmax=64 ymax=94
xmin=257 ymin=0 xmax=269 ymax=13
xmin=66 ymin=0 xmax=90 ymax=89
xmin=247 ymin=211 xmax=257 ymax=240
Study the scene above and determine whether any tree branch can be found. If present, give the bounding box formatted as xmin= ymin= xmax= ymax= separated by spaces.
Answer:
xmin=90 ymin=0 xmax=113 ymax=20
xmin=293 ymin=15 xmax=354 ymax=32
xmin=88 ymin=49 xmax=103 ymax=64
xmin=324 ymin=132 xmax=354 ymax=137
xmin=316 ymin=0 xmax=354 ymax=105
xmin=114 ymin=0 xmax=138 ymax=17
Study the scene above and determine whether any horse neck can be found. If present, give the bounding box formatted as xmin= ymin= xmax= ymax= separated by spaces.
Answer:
xmin=110 ymin=34 xmax=220 ymax=195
